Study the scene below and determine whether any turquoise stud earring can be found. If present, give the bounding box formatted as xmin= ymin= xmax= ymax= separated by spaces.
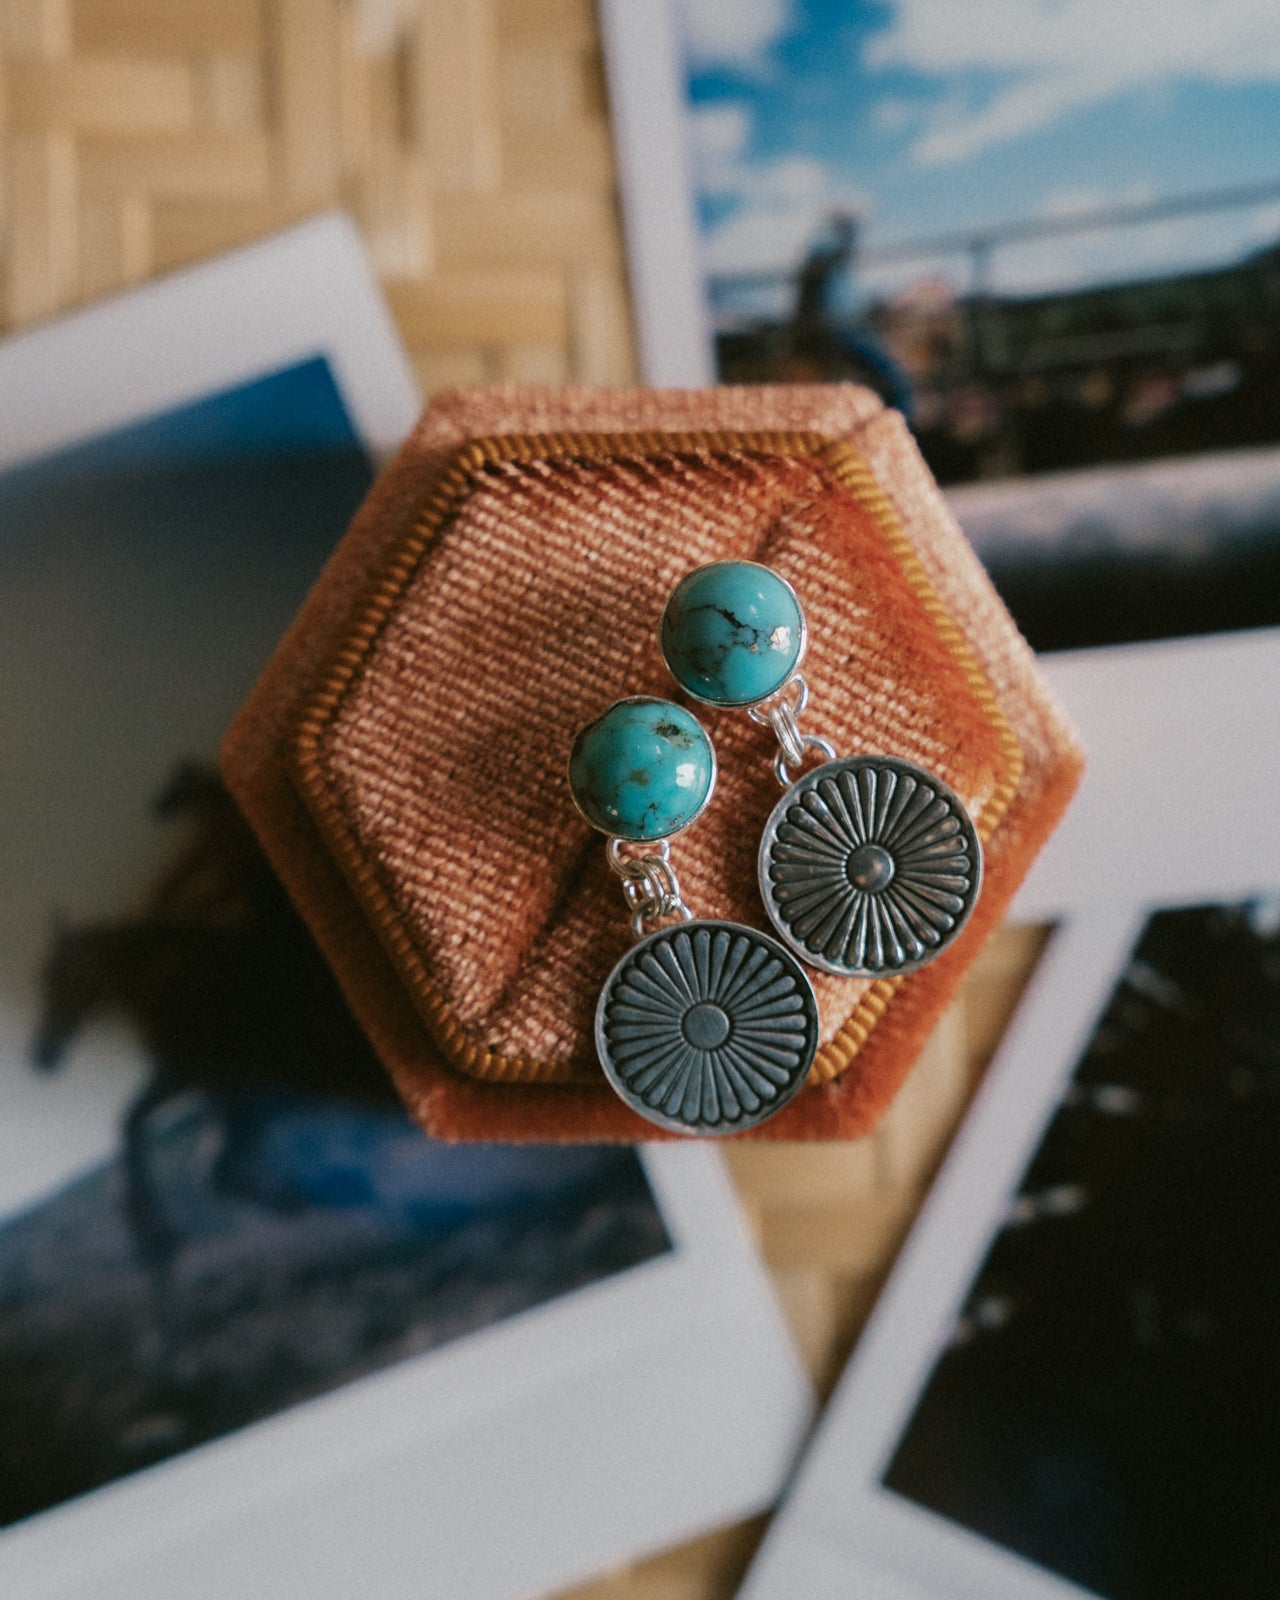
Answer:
xmin=569 ymin=696 xmax=819 ymax=1136
xmin=568 ymin=696 xmax=715 ymax=841
xmin=662 ymin=561 xmax=983 ymax=980
xmin=659 ymin=561 xmax=806 ymax=708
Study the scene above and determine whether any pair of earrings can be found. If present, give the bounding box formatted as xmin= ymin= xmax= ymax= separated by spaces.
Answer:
xmin=569 ymin=561 xmax=983 ymax=1137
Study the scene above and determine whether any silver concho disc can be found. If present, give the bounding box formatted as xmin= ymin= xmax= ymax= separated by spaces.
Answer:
xmin=758 ymin=755 xmax=982 ymax=978
xmin=595 ymin=919 xmax=819 ymax=1136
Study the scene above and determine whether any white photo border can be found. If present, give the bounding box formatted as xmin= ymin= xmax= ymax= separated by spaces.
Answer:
xmin=740 ymin=910 xmax=1146 ymax=1600
xmin=599 ymin=0 xmax=715 ymax=387
xmin=0 ymin=218 xmax=813 ymax=1600
xmin=0 ymin=213 xmax=420 ymax=470
xmin=1023 ymin=629 xmax=1280 ymax=919
xmin=5 ymin=1147 xmax=811 ymax=1600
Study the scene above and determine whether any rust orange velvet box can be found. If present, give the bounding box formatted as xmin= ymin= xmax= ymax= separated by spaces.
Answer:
xmin=221 ymin=383 xmax=1083 ymax=1142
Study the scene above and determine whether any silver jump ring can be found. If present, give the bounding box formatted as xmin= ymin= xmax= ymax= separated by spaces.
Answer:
xmin=768 ymin=698 xmax=806 ymax=769
xmin=775 ymin=734 xmax=837 ymax=788
xmin=628 ymin=862 xmax=693 ymax=937
xmin=608 ymin=836 xmax=671 ymax=877
xmin=630 ymin=897 xmax=694 ymax=941
xmin=747 ymin=673 xmax=809 ymax=727
xmin=620 ymin=868 xmax=656 ymax=911
xmin=607 ymin=839 xmax=692 ymax=935
xmin=749 ymin=673 xmax=816 ymax=774
xmin=620 ymin=858 xmax=679 ymax=911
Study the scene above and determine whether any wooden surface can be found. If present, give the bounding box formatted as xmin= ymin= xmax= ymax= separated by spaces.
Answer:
xmin=0 ymin=0 xmax=636 ymax=390
xmin=0 ymin=2 xmax=1047 ymax=1593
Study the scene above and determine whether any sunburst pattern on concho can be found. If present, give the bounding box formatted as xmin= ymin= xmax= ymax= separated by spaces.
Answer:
xmin=759 ymin=755 xmax=982 ymax=978
xmin=596 ymin=920 xmax=819 ymax=1135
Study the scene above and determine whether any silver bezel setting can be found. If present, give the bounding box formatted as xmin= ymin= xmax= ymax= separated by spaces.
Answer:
xmin=566 ymin=695 xmax=718 ymax=842
xmin=595 ymin=918 xmax=819 ymax=1135
xmin=660 ymin=560 xmax=809 ymax=709
xmin=758 ymin=755 xmax=983 ymax=978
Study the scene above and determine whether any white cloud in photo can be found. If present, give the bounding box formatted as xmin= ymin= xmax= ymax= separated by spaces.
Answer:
xmin=980 ymin=180 xmax=1280 ymax=294
xmin=868 ymin=0 xmax=1280 ymax=164
xmin=1248 ymin=200 xmax=1280 ymax=242
xmin=690 ymin=102 xmax=869 ymax=276
xmin=1037 ymin=181 xmax=1156 ymax=222
xmin=701 ymin=164 xmax=869 ymax=279
xmin=871 ymin=97 xmax=920 ymax=134
xmin=987 ymin=202 xmax=1279 ymax=296
xmin=1039 ymin=186 xmax=1135 ymax=220
xmin=680 ymin=0 xmax=792 ymax=74
xmin=853 ymin=171 xmax=1280 ymax=300
xmin=690 ymin=100 xmax=753 ymax=192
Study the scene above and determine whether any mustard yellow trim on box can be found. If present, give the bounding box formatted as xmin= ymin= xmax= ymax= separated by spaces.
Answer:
xmin=809 ymin=441 xmax=1025 ymax=1085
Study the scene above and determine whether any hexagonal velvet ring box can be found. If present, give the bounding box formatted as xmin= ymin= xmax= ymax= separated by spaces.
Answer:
xmin=221 ymin=384 xmax=1083 ymax=1142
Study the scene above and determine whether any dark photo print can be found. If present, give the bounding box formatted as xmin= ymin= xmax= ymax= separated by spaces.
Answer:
xmin=949 ymin=448 xmax=1280 ymax=652
xmin=883 ymin=901 xmax=1280 ymax=1600
xmin=0 ymin=364 xmax=670 ymax=1529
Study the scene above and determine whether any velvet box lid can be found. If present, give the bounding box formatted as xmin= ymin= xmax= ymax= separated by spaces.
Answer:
xmin=221 ymin=383 xmax=1083 ymax=1142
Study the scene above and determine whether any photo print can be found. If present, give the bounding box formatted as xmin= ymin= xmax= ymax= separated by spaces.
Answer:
xmin=739 ymin=901 xmax=1280 ymax=1600
xmin=0 ymin=219 xmax=815 ymax=1600
xmin=0 ymin=357 xmax=670 ymax=1530
xmin=885 ymin=898 xmax=1280 ymax=1599
xmin=670 ymin=0 xmax=1280 ymax=650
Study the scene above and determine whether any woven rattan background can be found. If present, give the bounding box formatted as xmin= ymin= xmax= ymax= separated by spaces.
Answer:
xmin=0 ymin=1 xmax=1044 ymax=1592
xmin=0 ymin=0 xmax=634 ymax=389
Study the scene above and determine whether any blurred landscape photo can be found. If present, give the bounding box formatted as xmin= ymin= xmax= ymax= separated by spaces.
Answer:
xmin=0 ymin=358 xmax=670 ymax=1529
xmin=884 ymin=899 xmax=1280 ymax=1599
xmin=678 ymin=0 xmax=1280 ymax=647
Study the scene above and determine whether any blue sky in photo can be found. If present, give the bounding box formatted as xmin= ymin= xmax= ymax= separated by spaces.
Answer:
xmin=678 ymin=0 xmax=1280 ymax=299
xmin=0 ymin=357 xmax=374 ymax=951
xmin=8 ymin=354 xmax=369 ymax=477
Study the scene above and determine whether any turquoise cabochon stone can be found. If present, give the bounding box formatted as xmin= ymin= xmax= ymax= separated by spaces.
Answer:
xmin=661 ymin=561 xmax=805 ymax=707
xmin=568 ymin=697 xmax=716 ymax=841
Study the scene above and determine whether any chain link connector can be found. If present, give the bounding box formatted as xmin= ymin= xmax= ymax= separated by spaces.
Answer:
xmin=746 ymin=674 xmax=838 ymax=786
xmin=749 ymin=673 xmax=811 ymax=769
xmin=606 ymin=838 xmax=694 ymax=939
xmin=774 ymin=734 xmax=838 ymax=788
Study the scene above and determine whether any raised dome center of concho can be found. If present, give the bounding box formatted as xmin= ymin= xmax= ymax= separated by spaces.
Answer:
xmin=682 ymin=1001 xmax=732 ymax=1050
xmin=846 ymin=843 xmax=896 ymax=893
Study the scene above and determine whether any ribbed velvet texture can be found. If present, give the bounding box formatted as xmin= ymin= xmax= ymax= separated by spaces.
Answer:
xmin=222 ymin=385 xmax=1083 ymax=1142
